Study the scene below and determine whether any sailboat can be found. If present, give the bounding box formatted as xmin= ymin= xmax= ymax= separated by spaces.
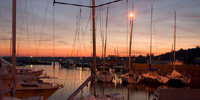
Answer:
xmin=120 ymin=5 xmax=142 ymax=84
xmin=1 ymin=48 xmax=63 ymax=100
xmin=96 ymin=7 xmax=114 ymax=83
xmin=15 ymin=67 xmax=44 ymax=77
xmin=166 ymin=11 xmax=190 ymax=86
xmin=142 ymin=71 xmax=169 ymax=84
xmin=142 ymin=6 xmax=169 ymax=84
xmin=0 ymin=48 xmax=63 ymax=100
xmin=0 ymin=81 xmax=43 ymax=100
xmin=0 ymin=59 xmax=51 ymax=83
xmin=0 ymin=0 xmax=63 ymax=99
xmin=1 ymin=59 xmax=43 ymax=76
xmin=61 ymin=59 xmax=76 ymax=68
xmin=96 ymin=69 xmax=114 ymax=83
xmin=53 ymin=0 xmax=124 ymax=99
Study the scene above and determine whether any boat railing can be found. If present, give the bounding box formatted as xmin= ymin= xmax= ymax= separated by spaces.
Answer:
xmin=67 ymin=74 xmax=94 ymax=100
xmin=1 ymin=59 xmax=12 ymax=74
xmin=1 ymin=59 xmax=12 ymax=67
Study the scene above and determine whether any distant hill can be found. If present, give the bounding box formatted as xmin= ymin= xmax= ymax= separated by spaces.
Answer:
xmin=154 ymin=46 xmax=200 ymax=65
xmin=2 ymin=46 xmax=199 ymax=66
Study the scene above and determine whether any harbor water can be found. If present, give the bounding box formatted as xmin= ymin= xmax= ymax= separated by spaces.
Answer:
xmin=24 ymin=62 xmax=197 ymax=100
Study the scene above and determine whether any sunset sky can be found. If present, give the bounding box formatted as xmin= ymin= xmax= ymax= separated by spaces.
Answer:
xmin=0 ymin=0 xmax=200 ymax=57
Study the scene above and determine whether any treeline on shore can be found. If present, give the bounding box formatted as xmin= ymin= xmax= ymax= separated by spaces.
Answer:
xmin=2 ymin=46 xmax=200 ymax=66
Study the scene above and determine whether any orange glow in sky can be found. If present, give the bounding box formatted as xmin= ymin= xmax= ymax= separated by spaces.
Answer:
xmin=0 ymin=0 xmax=200 ymax=57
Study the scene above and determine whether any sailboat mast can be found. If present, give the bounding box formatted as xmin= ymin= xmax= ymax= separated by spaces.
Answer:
xmin=170 ymin=44 xmax=173 ymax=65
xmin=53 ymin=3 xmax=55 ymax=69
xmin=92 ymin=0 xmax=96 ymax=96
xmin=10 ymin=38 xmax=12 ymax=57
xmin=12 ymin=0 xmax=16 ymax=96
xmin=103 ymin=7 xmax=109 ymax=67
xmin=128 ymin=5 xmax=133 ymax=71
xmin=150 ymin=6 xmax=153 ymax=66
xmin=173 ymin=11 xmax=176 ymax=70
xmin=126 ymin=0 xmax=129 ymax=57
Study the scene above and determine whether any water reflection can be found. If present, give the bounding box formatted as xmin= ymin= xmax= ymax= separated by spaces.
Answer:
xmin=29 ymin=63 xmax=195 ymax=100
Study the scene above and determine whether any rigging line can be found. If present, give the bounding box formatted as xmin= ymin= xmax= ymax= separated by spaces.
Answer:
xmin=96 ymin=0 xmax=104 ymax=58
xmin=105 ymin=7 xmax=108 ymax=56
xmin=56 ymin=90 xmax=67 ymax=100
xmin=53 ymin=68 xmax=55 ymax=100
xmin=75 ymin=3 xmax=84 ymax=57
xmin=77 ymin=7 xmax=82 ymax=57
xmin=95 ymin=0 xmax=123 ymax=8
xmin=81 ymin=32 xmax=87 ymax=57
xmin=58 ymin=69 xmax=70 ymax=100
xmin=65 ymin=71 xmax=74 ymax=96
xmin=71 ymin=7 xmax=80 ymax=57
xmin=75 ymin=9 xmax=81 ymax=57
xmin=101 ymin=25 xmax=104 ymax=58
xmin=0 ymin=9 xmax=9 ymax=56
xmin=99 ymin=2 xmax=104 ymax=58
xmin=31 ymin=0 xmax=38 ymax=56
xmin=70 ymin=70 xmax=75 ymax=92
xmin=36 ymin=0 xmax=51 ymax=56
xmin=54 ymin=1 xmax=90 ymax=8
xmin=53 ymin=0 xmax=56 ymax=70
xmin=30 ymin=0 xmax=35 ymax=32
xmin=89 ymin=1 xmax=92 ymax=56
xmin=18 ymin=1 xmax=27 ymax=57
xmin=81 ymin=13 xmax=91 ymax=56
xmin=102 ymin=25 xmax=105 ymax=58
xmin=77 ymin=8 xmax=81 ymax=57
xmin=10 ymin=38 xmax=11 ymax=56
xmin=150 ymin=6 xmax=153 ymax=64
xmin=53 ymin=1 xmax=55 ymax=59
xmin=80 ymin=22 xmax=86 ymax=56
xmin=153 ymin=15 xmax=158 ymax=54
xmin=83 ymin=14 xmax=91 ymax=37
xmin=78 ymin=42 xmax=84 ymax=57
xmin=76 ymin=4 xmax=80 ymax=57
xmin=83 ymin=41 xmax=86 ymax=56
xmin=131 ymin=4 xmax=134 ymax=59
xmin=102 ymin=4 xmax=105 ymax=58
xmin=79 ymin=0 xmax=86 ymax=56
xmin=173 ymin=10 xmax=176 ymax=70
xmin=81 ymin=26 xmax=88 ymax=56
xmin=73 ymin=68 xmax=77 ymax=92
xmin=54 ymin=0 xmax=123 ymax=8
xmin=71 ymin=18 xmax=78 ymax=57
xmin=96 ymin=0 xmax=101 ymax=56
xmin=79 ymin=17 xmax=85 ymax=57
xmin=103 ymin=6 xmax=109 ymax=67
xmin=26 ymin=0 xmax=30 ymax=56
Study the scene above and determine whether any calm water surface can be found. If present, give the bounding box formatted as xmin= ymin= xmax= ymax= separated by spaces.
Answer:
xmin=27 ymin=62 xmax=163 ymax=100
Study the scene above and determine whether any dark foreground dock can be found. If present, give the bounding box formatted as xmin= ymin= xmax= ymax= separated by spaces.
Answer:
xmin=155 ymin=88 xmax=200 ymax=100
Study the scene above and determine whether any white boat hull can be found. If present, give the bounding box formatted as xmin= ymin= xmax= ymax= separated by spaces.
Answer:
xmin=142 ymin=72 xmax=169 ymax=84
xmin=96 ymin=75 xmax=114 ymax=83
xmin=167 ymin=70 xmax=190 ymax=86
xmin=4 ymin=82 xmax=62 ymax=100
xmin=96 ymin=71 xmax=114 ymax=83
xmin=120 ymin=73 xmax=142 ymax=84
